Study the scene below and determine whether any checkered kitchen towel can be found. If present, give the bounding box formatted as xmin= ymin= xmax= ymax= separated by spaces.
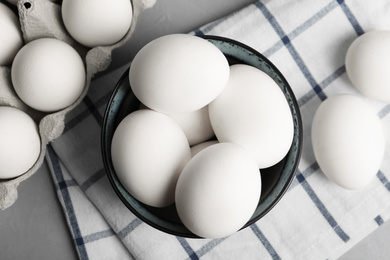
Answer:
xmin=46 ymin=0 xmax=390 ymax=259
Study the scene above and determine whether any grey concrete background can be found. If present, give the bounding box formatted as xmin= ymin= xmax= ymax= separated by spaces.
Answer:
xmin=1 ymin=0 xmax=389 ymax=259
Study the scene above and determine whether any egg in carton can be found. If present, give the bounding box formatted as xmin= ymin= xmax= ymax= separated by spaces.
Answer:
xmin=0 ymin=0 xmax=156 ymax=210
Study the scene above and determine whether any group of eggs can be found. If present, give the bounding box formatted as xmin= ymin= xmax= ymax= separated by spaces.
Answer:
xmin=1 ymin=0 xmax=386 ymax=237
xmin=312 ymin=30 xmax=390 ymax=190
xmin=112 ymin=30 xmax=390 ymax=237
xmin=111 ymin=34 xmax=295 ymax=238
xmin=0 ymin=0 xmax=133 ymax=179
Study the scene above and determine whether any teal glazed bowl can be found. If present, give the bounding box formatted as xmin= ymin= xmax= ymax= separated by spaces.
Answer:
xmin=101 ymin=35 xmax=303 ymax=238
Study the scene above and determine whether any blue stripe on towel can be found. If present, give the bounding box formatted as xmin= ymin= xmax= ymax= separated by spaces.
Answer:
xmin=64 ymin=91 xmax=111 ymax=133
xmin=176 ymin=237 xmax=199 ymax=260
xmin=251 ymin=225 xmax=281 ymax=260
xmin=255 ymin=2 xmax=327 ymax=102
xmin=378 ymin=105 xmax=390 ymax=119
xmin=57 ymin=179 xmax=78 ymax=190
xmin=63 ymin=106 xmax=92 ymax=133
xmin=83 ymin=95 xmax=103 ymax=127
xmin=377 ymin=171 xmax=390 ymax=192
xmin=188 ymin=238 xmax=226 ymax=259
xmin=374 ymin=215 xmax=384 ymax=226
xmin=80 ymin=168 xmax=106 ymax=192
xmin=264 ymin=0 xmax=338 ymax=58
xmin=298 ymin=65 xmax=346 ymax=107
xmin=290 ymin=162 xmax=320 ymax=189
xmin=287 ymin=1 xmax=338 ymax=42
xmin=118 ymin=218 xmax=143 ymax=239
xmin=83 ymin=229 xmax=116 ymax=244
xmin=296 ymin=170 xmax=350 ymax=242
xmin=47 ymin=145 xmax=89 ymax=260
xmin=336 ymin=0 xmax=364 ymax=36
xmin=194 ymin=29 xmax=204 ymax=36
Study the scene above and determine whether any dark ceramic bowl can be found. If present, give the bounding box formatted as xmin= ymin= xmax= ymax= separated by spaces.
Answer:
xmin=101 ymin=35 xmax=303 ymax=238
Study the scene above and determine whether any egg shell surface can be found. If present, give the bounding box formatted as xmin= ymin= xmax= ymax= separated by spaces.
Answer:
xmin=175 ymin=142 xmax=261 ymax=238
xmin=167 ymin=106 xmax=214 ymax=146
xmin=190 ymin=140 xmax=219 ymax=157
xmin=346 ymin=30 xmax=390 ymax=103
xmin=61 ymin=0 xmax=133 ymax=47
xmin=311 ymin=94 xmax=385 ymax=190
xmin=111 ymin=109 xmax=191 ymax=208
xmin=129 ymin=34 xmax=230 ymax=114
xmin=209 ymin=64 xmax=294 ymax=169
xmin=0 ymin=3 xmax=23 ymax=66
xmin=0 ymin=106 xmax=41 ymax=179
xmin=11 ymin=38 xmax=86 ymax=112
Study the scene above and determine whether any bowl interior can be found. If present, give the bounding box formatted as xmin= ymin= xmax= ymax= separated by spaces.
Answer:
xmin=101 ymin=35 xmax=303 ymax=238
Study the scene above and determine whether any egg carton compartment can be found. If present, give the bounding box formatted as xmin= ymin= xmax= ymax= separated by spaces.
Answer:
xmin=0 ymin=0 xmax=156 ymax=210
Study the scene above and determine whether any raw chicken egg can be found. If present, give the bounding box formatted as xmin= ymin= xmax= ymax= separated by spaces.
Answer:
xmin=129 ymin=34 xmax=230 ymax=114
xmin=175 ymin=142 xmax=261 ymax=239
xmin=190 ymin=140 xmax=219 ymax=157
xmin=0 ymin=106 xmax=41 ymax=179
xmin=346 ymin=30 xmax=390 ymax=103
xmin=0 ymin=2 xmax=23 ymax=66
xmin=312 ymin=94 xmax=385 ymax=190
xmin=209 ymin=64 xmax=294 ymax=168
xmin=11 ymin=38 xmax=86 ymax=112
xmin=141 ymin=104 xmax=214 ymax=146
xmin=168 ymin=106 xmax=214 ymax=146
xmin=61 ymin=0 xmax=133 ymax=47
xmin=111 ymin=109 xmax=191 ymax=208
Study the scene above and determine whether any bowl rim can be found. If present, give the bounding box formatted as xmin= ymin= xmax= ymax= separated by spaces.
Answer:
xmin=101 ymin=34 xmax=303 ymax=238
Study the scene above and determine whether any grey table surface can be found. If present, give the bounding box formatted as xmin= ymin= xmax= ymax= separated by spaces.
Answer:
xmin=1 ymin=0 xmax=390 ymax=259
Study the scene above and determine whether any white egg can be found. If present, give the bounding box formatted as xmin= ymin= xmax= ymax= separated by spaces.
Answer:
xmin=190 ymin=140 xmax=219 ymax=157
xmin=209 ymin=64 xmax=294 ymax=168
xmin=312 ymin=94 xmax=385 ymax=190
xmin=346 ymin=30 xmax=390 ymax=103
xmin=0 ymin=106 xmax=41 ymax=179
xmin=168 ymin=106 xmax=214 ymax=146
xmin=61 ymin=0 xmax=132 ymax=47
xmin=0 ymin=3 xmax=23 ymax=66
xmin=175 ymin=142 xmax=261 ymax=238
xmin=111 ymin=109 xmax=191 ymax=208
xmin=129 ymin=34 xmax=230 ymax=114
xmin=11 ymin=38 xmax=86 ymax=112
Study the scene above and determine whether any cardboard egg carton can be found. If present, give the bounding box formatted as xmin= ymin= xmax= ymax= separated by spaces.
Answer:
xmin=0 ymin=0 xmax=155 ymax=209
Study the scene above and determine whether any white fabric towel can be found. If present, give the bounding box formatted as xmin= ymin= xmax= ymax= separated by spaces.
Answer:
xmin=46 ymin=0 xmax=390 ymax=259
